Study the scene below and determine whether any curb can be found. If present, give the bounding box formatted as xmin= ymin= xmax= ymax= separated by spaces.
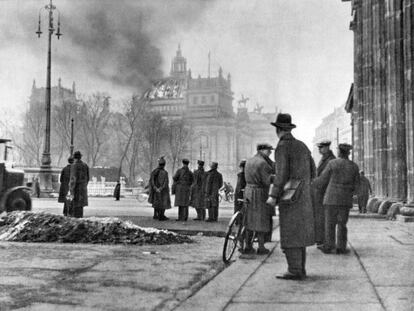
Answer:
xmin=174 ymin=227 xmax=280 ymax=311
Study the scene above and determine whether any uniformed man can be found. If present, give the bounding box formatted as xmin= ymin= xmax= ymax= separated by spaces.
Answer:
xmin=266 ymin=113 xmax=316 ymax=280
xmin=313 ymin=140 xmax=336 ymax=249
xmin=313 ymin=143 xmax=360 ymax=254
xmin=69 ymin=151 xmax=90 ymax=218
xmin=204 ymin=162 xmax=223 ymax=222
xmin=173 ymin=158 xmax=194 ymax=221
xmin=148 ymin=157 xmax=171 ymax=221
xmin=357 ymin=170 xmax=372 ymax=213
xmin=244 ymin=144 xmax=274 ymax=254
xmin=58 ymin=156 xmax=74 ymax=216
xmin=191 ymin=160 xmax=207 ymax=221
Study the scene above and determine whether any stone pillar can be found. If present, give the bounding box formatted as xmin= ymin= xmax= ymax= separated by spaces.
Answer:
xmin=353 ymin=0 xmax=365 ymax=171
xmin=403 ymin=0 xmax=414 ymax=205
xmin=385 ymin=0 xmax=407 ymax=202
xmin=362 ymin=0 xmax=375 ymax=186
xmin=372 ymin=0 xmax=388 ymax=198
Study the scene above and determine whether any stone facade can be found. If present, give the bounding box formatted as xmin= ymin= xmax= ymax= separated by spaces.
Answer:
xmin=343 ymin=0 xmax=414 ymax=206
xmin=312 ymin=104 xmax=352 ymax=163
xmin=144 ymin=46 xmax=277 ymax=182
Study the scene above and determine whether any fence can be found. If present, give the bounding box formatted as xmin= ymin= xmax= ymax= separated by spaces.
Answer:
xmin=87 ymin=181 xmax=140 ymax=197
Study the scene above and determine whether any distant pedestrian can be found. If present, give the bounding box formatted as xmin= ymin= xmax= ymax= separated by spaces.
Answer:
xmin=313 ymin=140 xmax=336 ymax=249
xmin=234 ymin=160 xmax=246 ymax=214
xmin=148 ymin=157 xmax=171 ymax=221
xmin=173 ymin=159 xmax=194 ymax=221
xmin=190 ymin=160 xmax=207 ymax=221
xmin=113 ymin=181 xmax=121 ymax=201
xmin=244 ymin=144 xmax=274 ymax=255
xmin=313 ymin=143 xmax=360 ymax=254
xmin=357 ymin=170 xmax=372 ymax=213
xmin=267 ymin=113 xmax=316 ymax=280
xmin=204 ymin=162 xmax=223 ymax=222
xmin=69 ymin=151 xmax=90 ymax=218
xmin=58 ymin=156 xmax=74 ymax=216
xmin=34 ymin=177 xmax=40 ymax=198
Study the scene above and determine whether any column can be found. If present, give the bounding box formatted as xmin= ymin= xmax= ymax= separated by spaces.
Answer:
xmin=385 ymin=0 xmax=407 ymax=201
xmin=403 ymin=0 xmax=414 ymax=204
xmin=372 ymin=0 xmax=388 ymax=198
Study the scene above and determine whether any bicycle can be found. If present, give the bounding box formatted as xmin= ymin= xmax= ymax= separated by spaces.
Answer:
xmin=219 ymin=190 xmax=234 ymax=203
xmin=222 ymin=202 xmax=256 ymax=263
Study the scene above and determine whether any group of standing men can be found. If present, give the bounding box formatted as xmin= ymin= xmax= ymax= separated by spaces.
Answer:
xmin=58 ymin=151 xmax=90 ymax=218
xmin=148 ymin=157 xmax=223 ymax=222
xmin=235 ymin=113 xmax=364 ymax=280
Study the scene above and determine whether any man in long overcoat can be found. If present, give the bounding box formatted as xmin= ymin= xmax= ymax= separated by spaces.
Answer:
xmin=113 ymin=181 xmax=121 ymax=201
xmin=234 ymin=160 xmax=246 ymax=214
xmin=244 ymin=144 xmax=275 ymax=254
xmin=149 ymin=157 xmax=171 ymax=221
xmin=69 ymin=151 xmax=89 ymax=218
xmin=357 ymin=170 xmax=372 ymax=213
xmin=58 ymin=156 xmax=74 ymax=216
xmin=173 ymin=158 xmax=194 ymax=221
xmin=267 ymin=113 xmax=316 ymax=280
xmin=313 ymin=143 xmax=360 ymax=254
xmin=204 ymin=162 xmax=223 ymax=222
xmin=190 ymin=160 xmax=206 ymax=220
xmin=313 ymin=140 xmax=336 ymax=248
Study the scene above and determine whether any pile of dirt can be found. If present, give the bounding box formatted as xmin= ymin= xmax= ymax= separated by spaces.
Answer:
xmin=0 ymin=212 xmax=193 ymax=245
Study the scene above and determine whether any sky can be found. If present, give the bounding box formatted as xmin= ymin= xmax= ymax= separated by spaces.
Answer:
xmin=0 ymin=0 xmax=354 ymax=148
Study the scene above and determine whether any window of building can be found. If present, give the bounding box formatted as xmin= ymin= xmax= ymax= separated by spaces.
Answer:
xmin=201 ymin=96 xmax=206 ymax=104
xmin=193 ymin=97 xmax=198 ymax=105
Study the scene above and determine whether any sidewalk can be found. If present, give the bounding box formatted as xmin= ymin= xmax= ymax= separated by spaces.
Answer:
xmin=176 ymin=217 xmax=414 ymax=311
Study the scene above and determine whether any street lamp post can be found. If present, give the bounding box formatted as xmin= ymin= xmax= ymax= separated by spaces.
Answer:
xmin=36 ymin=0 xmax=62 ymax=194
xmin=70 ymin=118 xmax=74 ymax=156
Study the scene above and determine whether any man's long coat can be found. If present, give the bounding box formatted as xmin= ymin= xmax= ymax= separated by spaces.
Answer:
xmin=244 ymin=153 xmax=274 ymax=233
xmin=270 ymin=133 xmax=316 ymax=248
xmin=58 ymin=164 xmax=71 ymax=203
xmin=234 ymin=171 xmax=246 ymax=212
xmin=314 ymin=158 xmax=360 ymax=208
xmin=204 ymin=169 xmax=223 ymax=208
xmin=190 ymin=167 xmax=206 ymax=209
xmin=173 ymin=166 xmax=194 ymax=206
xmin=149 ymin=167 xmax=171 ymax=210
xmin=69 ymin=160 xmax=89 ymax=208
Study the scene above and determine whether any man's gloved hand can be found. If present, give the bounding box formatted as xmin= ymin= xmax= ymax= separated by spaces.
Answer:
xmin=266 ymin=196 xmax=277 ymax=207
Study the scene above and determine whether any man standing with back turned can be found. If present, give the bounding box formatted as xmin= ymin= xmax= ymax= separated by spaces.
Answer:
xmin=313 ymin=143 xmax=360 ymax=254
xmin=313 ymin=140 xmax=336 ymax=249
xmin=69 ymin=151 xmax=89 ymax=218
xmin=266 ymin=113 xmax=316 ymax=280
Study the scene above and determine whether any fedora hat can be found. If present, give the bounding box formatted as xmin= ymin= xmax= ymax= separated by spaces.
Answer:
xmin=270 ymin=113 xmax=296 ymax=129
xmin=73 ymin=151 xmax=82 ymax=159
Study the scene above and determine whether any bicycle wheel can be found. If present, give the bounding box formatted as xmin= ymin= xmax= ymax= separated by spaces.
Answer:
xmin=222 ymin=211 xmax=243 ymax=263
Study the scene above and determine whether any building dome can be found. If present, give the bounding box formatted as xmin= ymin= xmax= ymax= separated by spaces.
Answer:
xmin=143 ymin=78 xmax=186 ymax=100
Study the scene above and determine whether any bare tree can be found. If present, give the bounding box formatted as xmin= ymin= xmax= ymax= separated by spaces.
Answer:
xmin=20 ymin=102 xmax=44 ymax=166
xmin=164 ymin=118 xmax=193 ymax=173
xmin=52 ymin=99 xmax=79 ymax=166
xmin=112 ymin=95 xmax=147 ymax=184
xmin=77 ymin=93 xmax=111 ymax=166
xmin=139 ymin=111 xmax=167 ymax=177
